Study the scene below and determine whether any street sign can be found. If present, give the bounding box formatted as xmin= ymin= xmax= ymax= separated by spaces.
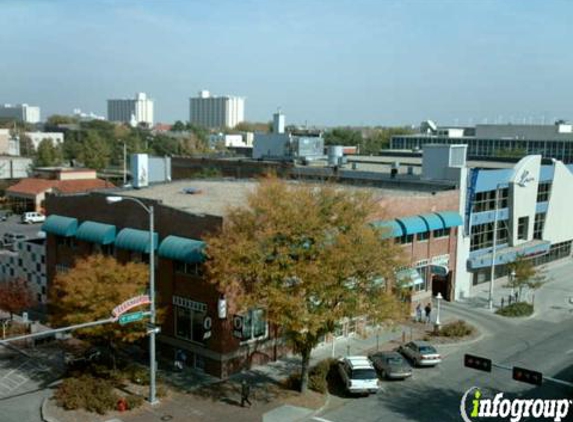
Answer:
xmin=119 ymin=311 xmax=144 ymax=325
xmin=112 ymin=295 xmax=151 ymax=319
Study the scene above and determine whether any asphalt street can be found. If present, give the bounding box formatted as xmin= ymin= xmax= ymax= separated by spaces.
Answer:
xmin=311 ymin=263 xmax=573 ymax=422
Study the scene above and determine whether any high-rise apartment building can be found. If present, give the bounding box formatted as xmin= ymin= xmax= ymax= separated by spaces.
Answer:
xmin=0 ymin=103 xmax=40 ymax=123
xmin=189 ymin=90 xmax=245 ymax=129
xmin=107 ymin=92 xmax=154 ymax=127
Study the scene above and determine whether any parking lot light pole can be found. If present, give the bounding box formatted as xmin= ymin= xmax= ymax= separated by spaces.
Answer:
xmin=434 ymin=293 xmax=443 ymax=332
xmin=106 ymin=195 xmax=158 ymax=405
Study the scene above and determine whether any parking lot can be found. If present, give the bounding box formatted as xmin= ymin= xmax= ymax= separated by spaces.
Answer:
xmin=0 ymin=215 xmax=45 ymax=248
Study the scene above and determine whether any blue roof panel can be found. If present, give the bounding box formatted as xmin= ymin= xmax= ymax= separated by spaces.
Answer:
xmin=396 ymin=216 xmax=428 ymax=235
xmin=115 ymin=228 xmax=158 ymax=253
xmin=76 ymin=221 xmax=116 ymax=245
xmin=370 ymin=220 xmax=403 ymax=238
xmin=436 ymin=211 xmax=463 ymax=228
xmin=41 ymin=215 xmax=78 ymax=237
xmin=419 ymin=213 xmax=444 ymax=231
xmin=158 ymin=235 xmax=205 ymax=263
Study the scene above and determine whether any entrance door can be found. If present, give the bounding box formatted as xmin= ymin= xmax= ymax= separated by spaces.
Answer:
xmin=431 ymin=274 xmax=451 ymax=301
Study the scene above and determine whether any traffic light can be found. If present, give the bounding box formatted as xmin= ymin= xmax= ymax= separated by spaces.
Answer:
xmin=513 ymin=366 xmax=543 ymax=386
xmin=464 ymin=354 xmax=492 ymax=372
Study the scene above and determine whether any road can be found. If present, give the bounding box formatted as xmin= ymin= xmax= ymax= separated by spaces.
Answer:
xmin=311 ymin=272 xmax=573 ymax=422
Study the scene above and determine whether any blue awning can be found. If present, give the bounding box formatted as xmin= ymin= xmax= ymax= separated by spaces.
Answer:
xmin=419 ymin=213 xmax=444 ymax=231
xmin=76 ymin=221 xmax=116 ymax=245
xmin=436 ymin=211 xmax=463 ymax=228
xmin=41 ymin=215 xmax=78 ymax=237
xmin=396 ymin=216 xmax=428 ymax=235
xmin=370 ymin=220 xmax=403 ymax=238
xmin=115 ymin=228 xmax=158 ymax=253
xmin=158 ymin=235 xmax=205 ymax=263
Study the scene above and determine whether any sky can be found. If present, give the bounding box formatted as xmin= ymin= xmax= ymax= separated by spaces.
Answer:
xmin=1 ymin=0 xmax=572 ymax=126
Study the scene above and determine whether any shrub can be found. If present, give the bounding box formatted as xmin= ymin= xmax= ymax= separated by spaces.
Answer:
xmin=496 ymin=302 xmax=534 ymax=317
xmin=55 ymin=375 xmax=118 ymax=414
xmin=127 ymin=364 xmax=150 ymax=385
xmin=125 ymin=394 xmax=144 ymax=410
xmin=434 ymin=320 xmax=475 ymax=338
xmin=283 ymin=358 xmax=338 ymax=394
xmin=283 ymin=372 xmax=301 ymax=391
xmin=156 ymin=384 xmax=169 ymax=398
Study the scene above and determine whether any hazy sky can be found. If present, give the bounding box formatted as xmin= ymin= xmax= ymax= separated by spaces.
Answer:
xmin=1 ymin=0 xmax=572 ymax=126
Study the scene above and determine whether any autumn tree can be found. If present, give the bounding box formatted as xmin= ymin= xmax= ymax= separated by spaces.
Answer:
xmin=205 ymin=178 xmax=406 ymax=392
xmin=0 ymin=278 xmax=34 ymax=320
xmin=506 ymin=255 xmax=546 ymax=302
xmin=50 ymin=255 xmax=150 ymax=349
xmin=35 ymin=138 xmax=63 ymax=167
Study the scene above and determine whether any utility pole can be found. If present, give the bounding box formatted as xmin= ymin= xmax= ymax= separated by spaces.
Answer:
xmin=123 ymin=141 xmax=127 ymax=186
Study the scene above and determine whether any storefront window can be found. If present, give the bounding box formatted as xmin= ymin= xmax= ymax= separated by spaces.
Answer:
xmin=241 ymin=308 xmax=267 ymax=341
xmin=175 ymin=303 xmax=207 ymax=344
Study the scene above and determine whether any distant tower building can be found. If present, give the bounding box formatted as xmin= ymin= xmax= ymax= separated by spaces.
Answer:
xmin=273 ymin=110 xmax=285 ymax=134
xmin=189 ymin=90 xmax=245 ymax=129
xmin=107 ymin=93 xmax=154 ymax=127
xmin=0 ymin=103 xmax=40 ymax=124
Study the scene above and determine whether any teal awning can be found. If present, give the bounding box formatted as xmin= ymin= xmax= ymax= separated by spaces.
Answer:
xmin=396 ymin=216 xmax=428 ymax=235
xmin=436 ymin=211 xmax=463 ymax=228
xmin=419 ymin=213 xmax=444 ymax=231
xmin=115 ymin=228 xmax=158 ymax=253
xmin=158 ymin=235 xmax=205 ymax=263
xmin=76 ymin=221 xmax=116 ymax=245
xmin=396 ymin=268 xmax=424 ymax=287
xmin=41 ymin=215 xmax=78 ymax=237
xmin=370 ymin=220 xmax=403 ymax=238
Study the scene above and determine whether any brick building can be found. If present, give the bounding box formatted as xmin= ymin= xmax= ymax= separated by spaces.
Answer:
xmin=43 ymin=178 xmax=461 ymax=378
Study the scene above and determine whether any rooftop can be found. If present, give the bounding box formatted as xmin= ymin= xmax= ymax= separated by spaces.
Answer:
xmin=7 ymin=178 xmax=114 ymax=196
xmin=120 ymin=179 xmax=450 ymax=217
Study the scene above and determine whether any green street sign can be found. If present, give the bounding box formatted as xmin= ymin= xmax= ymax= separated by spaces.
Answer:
xmin=119 ymin=311 xmax=144 ymax=326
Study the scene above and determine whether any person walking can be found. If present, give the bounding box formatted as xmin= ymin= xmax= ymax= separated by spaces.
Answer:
xmin=415 ymin=303 xmax=422 ymax=323
xmin=241 ymin=379 xmax=252 ymax=407
xmin=424 ymin=303 xmax=432 ymax=324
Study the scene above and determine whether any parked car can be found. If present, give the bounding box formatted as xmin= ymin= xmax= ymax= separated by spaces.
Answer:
xmin=21 ymin=212 xmax=45 ymax=224
xmin=338 ymin=356 xmax=380 ymax=395
xmin=398 ymin=340 xmax=442 ymax=367
xmin=0 ymin=210 xmax=13 ymax=221
xmin=2 ymin=232 xmax=27 ymax=249
xmin=369 ymin=351 xmax=413 ymax=380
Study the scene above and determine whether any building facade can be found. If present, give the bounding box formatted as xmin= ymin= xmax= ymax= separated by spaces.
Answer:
xmin=25 ymin=132 xmax=64 ymax=150
xmin=392 ymin=121 xmax=573 ymax=163
xmin=107 ymin=93 xmax=154 ymax=127
xmin=189 ymin=90 xmax=245 ymax=129
xmin=0 ymin=104 xmax=40 ymax=124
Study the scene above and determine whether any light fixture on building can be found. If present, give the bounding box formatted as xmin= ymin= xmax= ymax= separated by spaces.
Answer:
xmin=217 ymin=295 xmax=227 ymax=319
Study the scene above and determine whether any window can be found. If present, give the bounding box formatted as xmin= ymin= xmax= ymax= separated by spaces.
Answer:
xmin=472 ymin=188 xmax=509 ymax=213
xmin=18 ymin=258 xmax=22 ymax=267
xmin=37 ymin=293 xmax=41 ymax=303
xmin=433 ymin=228 xmax=451 ymax=238
xmin=175 ymin=261 xmax=203 ymax=276
xmin=398 ymin=234 xmax=414 ymax=245
xmin=56 ymin=236 xmax=75 ymax=248
xmin=470 ymin=221 xmax=509 ymax=251
xmin=101 ymin=244 xmax=114 ymax=256
xmin=416 ymin=232 xmax=429 ymax=242
xmin=241 ymin=308 xmax=267 ymax=342
xmin=175 ymin=305 xmax=207 ymax=344
xmin=536 ymin=182 xmax=551 ymax=202
xmin=533 ymin=214 xmax=545 ymax=240
xmin=517 ymin=217 xmax=529 ymax=240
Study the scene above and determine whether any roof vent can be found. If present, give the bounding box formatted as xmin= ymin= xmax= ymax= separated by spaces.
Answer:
xmin=182 ymin=187 xmax=202 ymax=195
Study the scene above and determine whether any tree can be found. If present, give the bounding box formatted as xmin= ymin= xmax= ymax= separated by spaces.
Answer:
xmin=324 ymin=128 xmax=363 ymax=147
xmin=78 ymin=130 xmax=111 ymax=170
xmin=35 ymin=138 xmax=63 ymax=167
xmin=506 ymin=255 xmax=546 ymax=302
xmin=205 ymin=178 xmax=406 ymax=392
xmin=50 ymin=255 xmax=150 ymax=346
xmin=0 ymin=278 xmax=34 ymax=320
xmin=19 ymin=134 xmax=35 ymax=158
xmin=46 ymin=114 xmax=78 ymax=126
xmin=171 ymin=120 xmax=186 ymax=132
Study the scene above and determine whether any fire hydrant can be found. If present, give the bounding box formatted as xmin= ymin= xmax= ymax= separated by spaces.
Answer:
xmin=117 ymin=398 xmax=127 ymax=412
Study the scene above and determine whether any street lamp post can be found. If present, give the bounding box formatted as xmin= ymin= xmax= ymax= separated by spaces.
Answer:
xmin=488 ymin=183 xmax=503 ymax=311
xmin=509 ymin=269 xmax=516 ymax=299
xmin=434 ymin=293 xmax=443 ymax=332
xmin=106 ymin=195 xmax=158 ymax=405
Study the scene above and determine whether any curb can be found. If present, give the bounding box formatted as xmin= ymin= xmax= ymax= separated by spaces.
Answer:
xmin=41 ymin=397 xmax=61 ymax=422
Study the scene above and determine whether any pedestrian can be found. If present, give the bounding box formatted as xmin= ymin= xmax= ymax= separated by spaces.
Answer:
xmin=241 ymin=379 xmax=252 ymax=407
xmin=501 ymin=297 xmax=505 ymax=308
xmin=514 ymin=291 xmax=519 ymax=303
xmin=415 ymin=303 xmax=422 ymax=323
xmin=174 ymin=349 xmax=186 ymax=371
xmin=424 ymin=303 xmax=432 ymax=324
xmin=508 ymin=294 xmax=512 ymax=305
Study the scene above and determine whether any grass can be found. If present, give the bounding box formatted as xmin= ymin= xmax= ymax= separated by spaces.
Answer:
xmin=495 ymin=302 xmax=534 ymax=317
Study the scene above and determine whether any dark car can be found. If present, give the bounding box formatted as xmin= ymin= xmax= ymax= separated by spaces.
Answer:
xmin=369 ymin=351 xmax=413 ymax=380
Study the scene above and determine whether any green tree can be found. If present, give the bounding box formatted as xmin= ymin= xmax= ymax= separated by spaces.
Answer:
xmin=79 ymin=130 xmax=111 ymax=170
xmin=50 ymin=255 xmax=150 ymax=346
xmin=506 ymin=255 xmax=546 ymax=302
xmin=46 ymin=114 xmax=78 ymax=126
xmin=35 ymin=138 xmax=63 ymax=167
xmin=323 ymin=128 xmax=363 ymax=147
xmin=170 ymin=121 xmax=186 ymax=132
xmin=19 ymin=134 xmax=35 ymax=158
xmin=205 ymin=178 xmax=406 ymax=392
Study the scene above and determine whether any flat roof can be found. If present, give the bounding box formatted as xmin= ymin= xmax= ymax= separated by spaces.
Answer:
xmin=120 ymin=179 xmax=449 ymax=217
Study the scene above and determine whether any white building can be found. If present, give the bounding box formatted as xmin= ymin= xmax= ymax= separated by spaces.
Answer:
xmin=107 ymin=92 xmax=154 ymax=127
xmin=189 ymin=90 xmax=245 ymax=129
xmin=0 ymin=129 xmax=21 ymax=156
xmin=73 ymin=108 xmax=105 ymax=122
xmin=208 ymin=133 xmax=253 ymax=149
xmin=0 ymin=238 xmax=47 ymax=305
xmin=25 ymin=131 xmax=64 ymax=150
xmin=0 ymin=104 xmax=40 ymax=124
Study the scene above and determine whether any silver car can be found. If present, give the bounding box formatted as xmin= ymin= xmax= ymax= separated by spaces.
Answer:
xmin=369 ymin=351 xmax=413 ymax=379
xmin=398 ymin=340 xmax=442 ymax=367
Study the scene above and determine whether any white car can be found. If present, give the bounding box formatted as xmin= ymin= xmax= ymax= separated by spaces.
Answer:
xmin=21 ymin=212 xmax=45 ymax=224
xmin=338 ymin=356 xmax=380 ymax=395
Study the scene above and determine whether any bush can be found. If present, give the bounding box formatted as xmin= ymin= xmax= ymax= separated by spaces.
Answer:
xmin=283 ymin=358 xmax=338 ymax=394
xmin=55 ymin=375 xmax=118 ymax=414
xmin=434 ymin=320 xmax=475 ymax=338
xmin=127 ymin=364 xmax=150 ymax=385
xmin=496 ymin=302 xmax=534 ymax=317
xmin=125 ymin=394 xmax=144 ymax=410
